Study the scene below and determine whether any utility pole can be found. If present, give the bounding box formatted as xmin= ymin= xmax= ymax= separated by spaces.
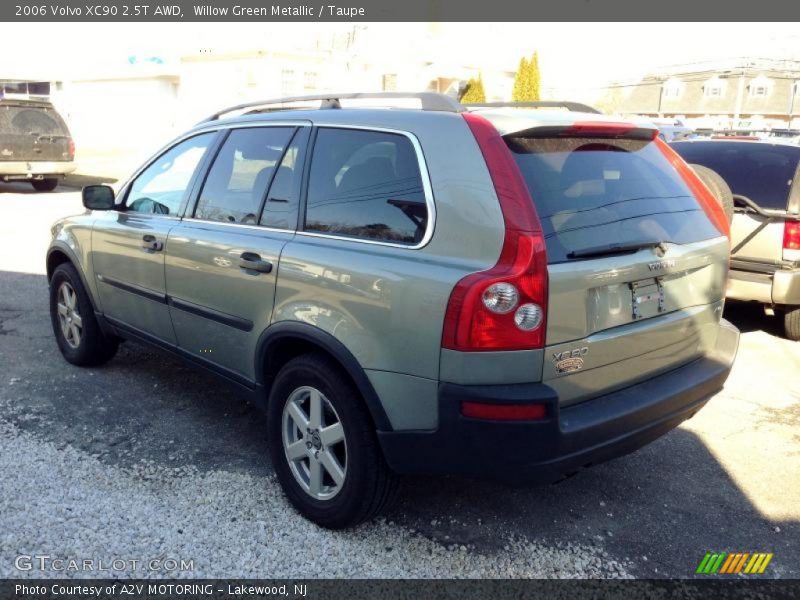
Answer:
xmin=733 ymin=69 xmax=746 ymax=129
xmin=656 ymin=78 xmax=664 ymax=118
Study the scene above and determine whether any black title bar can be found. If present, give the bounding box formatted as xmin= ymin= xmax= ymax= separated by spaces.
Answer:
xmin=5 ymin=0 xmax=800 ymax=22
xmin=3 ymin=579 xmax=800 ymax=600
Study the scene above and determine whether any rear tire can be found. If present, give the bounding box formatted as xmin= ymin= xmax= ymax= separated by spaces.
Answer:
xmin=32 ymin=178 xmax=59 ymax=192
xmin=267 ymin=354 xmax=397 ymax=528
xmin=49 ymin=263 xmax=118 ymax=366
xmin=783 ymin=306 xmax=800 ymax=341
xmin=690 ymin=164 xmax=734 ymax=224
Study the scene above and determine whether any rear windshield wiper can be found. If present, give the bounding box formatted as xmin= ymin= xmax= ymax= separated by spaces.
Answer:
xmin=567 ymin=240 xmax=667 ymax=260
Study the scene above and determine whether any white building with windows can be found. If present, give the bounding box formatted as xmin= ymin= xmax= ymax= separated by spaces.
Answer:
xmin=39 ymin=25 xmax=515 ymax=174
xmin=610 ymin=59 xmax=800 ymax=129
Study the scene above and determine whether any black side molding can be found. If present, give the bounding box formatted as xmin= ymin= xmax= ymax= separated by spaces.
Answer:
xmin=96 ymin=274 xmax=167 ymax=304
xmin=97 ymin=274 xmax=253 ymax=332
xmin=168 ymin=296 xmax=253 ymax=332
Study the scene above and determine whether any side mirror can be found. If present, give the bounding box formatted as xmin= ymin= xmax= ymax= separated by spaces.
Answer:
xmin=82 ymin=185 xmax=115 ymax=210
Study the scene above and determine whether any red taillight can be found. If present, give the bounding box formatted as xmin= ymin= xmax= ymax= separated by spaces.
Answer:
xmin=655 ymin=139 xmax=730 ymax=239
xmin=68 ymin=139 xmax=75 ymax=160
xmin=461 ymin=401 xmax=547 ymax=421
xmin=784 ymin=221 xmax=800 ymax=250
xmin=442 ymin=113 xmax=548 ymax=351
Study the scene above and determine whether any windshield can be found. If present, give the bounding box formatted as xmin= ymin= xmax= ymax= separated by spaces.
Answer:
xmin=505 ymin=136 xmax=721 ymax=263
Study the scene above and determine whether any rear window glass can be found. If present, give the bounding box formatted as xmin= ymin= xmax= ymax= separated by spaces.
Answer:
xmin=506 ymin=136 xmax=720 ymax=263
xmin=671 ymin=141 xmax=800 ymax=210
xmin=0 ymin=104 xmax=67 ymax=135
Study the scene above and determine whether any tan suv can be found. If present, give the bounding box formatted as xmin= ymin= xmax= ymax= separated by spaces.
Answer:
xmin=673 ymin=139 xmax=800 ymax=340
xmin=0 ymin=83 xmax=76 ymax=191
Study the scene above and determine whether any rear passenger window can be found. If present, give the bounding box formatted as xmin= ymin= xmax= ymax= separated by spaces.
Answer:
xmin=195 ymin=127 xmax=295 ymax=224
xmin=305 ymin=128 xmax=428 ymax=245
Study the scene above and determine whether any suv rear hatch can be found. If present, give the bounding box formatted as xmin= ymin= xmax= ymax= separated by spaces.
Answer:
xmin=0 ymin=99 xmax=73 ymax=163
xmin=500 ymin=118 xmax=729 ymax=406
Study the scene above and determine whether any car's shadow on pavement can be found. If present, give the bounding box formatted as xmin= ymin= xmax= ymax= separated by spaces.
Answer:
xmin=390 ymin=426 xmax=796 ymax=578
xmin=0 ymin=270 xmax=796 ymax=578
xmin=723 ymin=301 xmax=784 ymax=337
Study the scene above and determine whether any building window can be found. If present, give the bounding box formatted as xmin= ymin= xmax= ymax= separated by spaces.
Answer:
xmin=704 ymin=78 xmax=724 ymax=98
xmin=304 ymin=71 xmax=318 ymax=91
xmin=662 ymin=79 xmax=682 ymax=98
xmin=749 ymin=77 xmax=771 ymax=98
xmin=281 ymin=70 xmax=295 ymax=95
xmin=382 ymin=74 xmax=398 ymax=92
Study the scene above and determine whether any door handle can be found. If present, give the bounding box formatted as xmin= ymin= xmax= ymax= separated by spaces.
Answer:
xmin=142 ymin=234 xmax=163 ymax=252
xmin=239 ymin=252 xmax=272 ymax=274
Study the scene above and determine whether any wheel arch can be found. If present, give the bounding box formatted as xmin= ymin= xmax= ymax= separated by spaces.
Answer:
xmin=46 ymin=245 xmax=98 ymax=312
xmin=256 ymin=321 xmax=392 ymax=432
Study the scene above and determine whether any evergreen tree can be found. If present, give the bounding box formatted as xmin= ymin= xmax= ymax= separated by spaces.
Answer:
xmin=528 ymin=51 xmax=541 ymax=101
xmin=512 ymin=57 xmax=529 ymax=101
xmin=461 ymin=74 xmax=486 ymax=103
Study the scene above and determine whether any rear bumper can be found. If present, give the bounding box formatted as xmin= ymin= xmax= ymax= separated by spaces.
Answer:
xmin=727 ymin=267 xmax=800 ymax=305
xmin=0 ymin=160 xmax=76 ymax=179
xmin=378 ymin=320 xmax=739 ymax=483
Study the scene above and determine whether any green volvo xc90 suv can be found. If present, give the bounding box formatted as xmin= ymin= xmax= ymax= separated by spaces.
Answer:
xmin=47 ymin=93 xmax=739 ymax=528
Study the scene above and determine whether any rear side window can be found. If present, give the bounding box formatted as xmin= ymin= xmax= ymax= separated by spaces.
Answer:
xmin=671 ymin=141 xmax=800 ymax=210
xmin=305 ymin=128 xmax=428 ymax=245
xmin=506 ymin=136 xmax=720 ymax=263
xmin=195 ymin=127 xmax=295 ymax=224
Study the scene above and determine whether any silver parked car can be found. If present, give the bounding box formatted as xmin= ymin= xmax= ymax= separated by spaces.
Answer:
xmin=672 ymin=139 xmax=800 ymax=340
xmin=47 ymin=93 xmax=739 ymax=528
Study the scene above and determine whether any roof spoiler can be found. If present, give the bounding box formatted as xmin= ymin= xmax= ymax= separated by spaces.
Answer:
xmin=509 ymin=121 xmax=658 ymax=141
xmin=463 ymin=101 xmax=602 ymax=114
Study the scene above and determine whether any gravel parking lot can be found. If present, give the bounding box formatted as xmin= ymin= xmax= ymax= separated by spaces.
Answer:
xmin=0 ymin=181 xmax=798 ymax=579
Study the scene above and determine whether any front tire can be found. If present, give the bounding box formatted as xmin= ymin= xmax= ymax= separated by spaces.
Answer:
xmin=32 ymin=178 xmax=59 ymax=192
xmin=49 ymin=263 xmax=118 ymax=366
xmin=267 ymin=354 xmax=396 ymax=528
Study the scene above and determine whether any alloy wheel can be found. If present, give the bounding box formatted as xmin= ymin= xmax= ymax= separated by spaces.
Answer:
xmin=281 ymin=386 xmax=348 ymax=501
xmin=56 ymin=281 xmax=82 ymax=349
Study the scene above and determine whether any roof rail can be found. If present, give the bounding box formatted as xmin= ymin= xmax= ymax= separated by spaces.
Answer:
xmin=463 ymin=101 xmax=602 ymax=114
xmin=200 ymin=92 xmax=464 ymax=123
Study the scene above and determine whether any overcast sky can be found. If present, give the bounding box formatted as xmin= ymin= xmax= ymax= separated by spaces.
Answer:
xmin=4 ymin=22 xmax=800 ymax=95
